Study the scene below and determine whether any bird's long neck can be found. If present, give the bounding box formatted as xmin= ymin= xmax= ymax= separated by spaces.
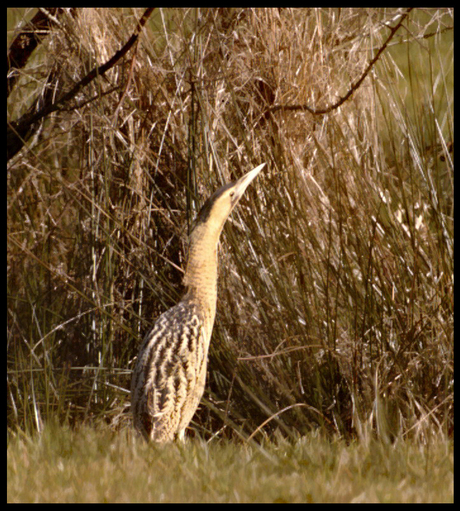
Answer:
xmin=183 ymin=219 xmax=226 ymax=324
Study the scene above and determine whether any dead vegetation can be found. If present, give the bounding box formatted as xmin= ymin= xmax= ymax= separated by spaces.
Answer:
xmin=7 ymin=8 xmax=453 ymax=442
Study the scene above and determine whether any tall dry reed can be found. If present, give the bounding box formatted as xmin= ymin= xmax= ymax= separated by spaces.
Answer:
xmin=7 ymin=8 xmax=453 ymax=441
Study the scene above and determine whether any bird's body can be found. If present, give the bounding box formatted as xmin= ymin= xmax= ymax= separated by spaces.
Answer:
xmin=131 ymin=163 xmax=265 ymax=442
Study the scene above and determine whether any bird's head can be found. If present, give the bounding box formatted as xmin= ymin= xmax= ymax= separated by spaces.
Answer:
xmin=192 ymin=163 xmax=266 ymax=234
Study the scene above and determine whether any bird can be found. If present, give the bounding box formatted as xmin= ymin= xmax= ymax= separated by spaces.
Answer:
xmin=131 ymin=163 xmax=266 ymax=442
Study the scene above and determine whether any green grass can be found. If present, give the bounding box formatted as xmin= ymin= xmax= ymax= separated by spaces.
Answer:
xmin=7 ymin=424 xmax=453 ymax=503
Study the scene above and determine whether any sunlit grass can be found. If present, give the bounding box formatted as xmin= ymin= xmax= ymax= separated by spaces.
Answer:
xmin=7 ymin=427 xmax=453 ymax=503
xmin=8 ymin=8 xmax=453 ymax=446
xmin=7 ymin=424 xmax=453 ymax=503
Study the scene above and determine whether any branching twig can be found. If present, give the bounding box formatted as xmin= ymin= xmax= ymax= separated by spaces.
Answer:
xmin=265 ymin=8 xmax=413 ymax=117
xmin=7 ymin=7 xmax=155 ymax=162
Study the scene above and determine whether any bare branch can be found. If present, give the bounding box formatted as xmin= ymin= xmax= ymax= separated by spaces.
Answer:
xmin=265 ymin=8 xmax=414 ymax=117
xmin=7 ymin=7 xmax=155 ymax=162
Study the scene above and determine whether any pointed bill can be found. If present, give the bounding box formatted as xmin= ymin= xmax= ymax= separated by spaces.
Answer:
xmin=233 ymin=163 xmax=266 ymax=199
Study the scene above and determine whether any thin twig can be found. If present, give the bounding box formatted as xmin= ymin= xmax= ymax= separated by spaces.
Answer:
xmin=266 ymin=8 xmax=413 ymax=117
xmin=7 ymin=8 xmax=155 ymax=161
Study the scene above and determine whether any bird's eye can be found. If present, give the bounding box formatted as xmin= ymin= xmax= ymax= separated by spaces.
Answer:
xmin=230 ymin=191 xmax=235 ymax=198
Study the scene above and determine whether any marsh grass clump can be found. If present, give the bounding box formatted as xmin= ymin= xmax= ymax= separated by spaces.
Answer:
xmin=8 ymin=8 xmax=453 ymax=442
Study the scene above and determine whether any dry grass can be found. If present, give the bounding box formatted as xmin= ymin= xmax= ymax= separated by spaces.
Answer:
xmin=7 ymin=8 xmax=453 ymax=444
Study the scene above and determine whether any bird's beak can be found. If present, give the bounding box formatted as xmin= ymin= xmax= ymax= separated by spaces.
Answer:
xmin=232 ymin=163 xmax=266 ymax=202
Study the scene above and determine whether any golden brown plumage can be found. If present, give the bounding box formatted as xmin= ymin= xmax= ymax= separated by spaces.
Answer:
xmin=131 ymin=163 xmax=265 ymax=441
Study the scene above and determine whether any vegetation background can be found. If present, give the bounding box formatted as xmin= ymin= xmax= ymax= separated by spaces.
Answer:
xmin=7 ymin=8 xmax=453 ymax=503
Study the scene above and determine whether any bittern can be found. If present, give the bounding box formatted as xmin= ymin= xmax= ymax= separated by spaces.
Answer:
xmin=131 ymin=163 xmax=265 ymax=442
